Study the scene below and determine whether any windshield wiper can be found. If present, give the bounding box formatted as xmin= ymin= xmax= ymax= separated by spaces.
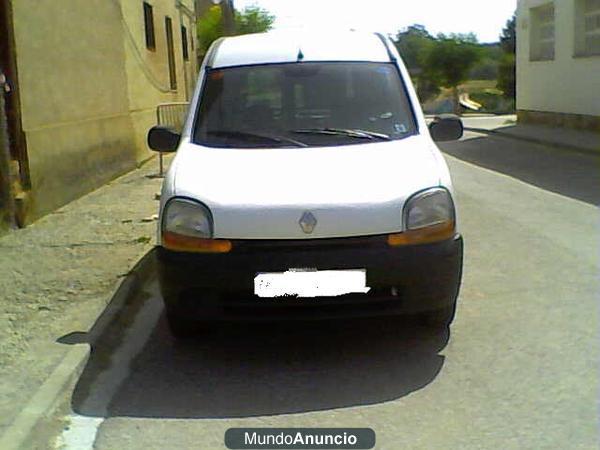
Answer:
xmin=291 ymin=128 xmax=390 ymax=140
xmin=205 ymin=130 xmax=308 ymax=147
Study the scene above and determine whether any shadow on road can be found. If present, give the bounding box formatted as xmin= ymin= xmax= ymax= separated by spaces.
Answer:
xmin=109 ymin=317 xmax=446 ymax=418
xmin=65 ymin=253 xmax=449 ymax=419
xmin=439 ymin=133 xmax=600 ymax=206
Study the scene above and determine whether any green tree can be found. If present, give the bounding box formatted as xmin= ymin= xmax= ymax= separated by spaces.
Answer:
xmin=393 ymin=25 xmax=440 ymax=102
xmin=197 ymin=6 xmax=225 ymax=55
xmin=469 ymin=43 xmax=502 ymax=80
xmin=393 ymin=25 xmax=435 ymax=71
xmin=469 ymin=58 xmax=498 ymax=80
xmin=423 ymin=34 xmax=482 ymax=114
xmin=500 ymin=14 xmax=516 ymax=54
xmin=497 ymin=14 xmax=516 ymax=99
xmin=197 ymin=5 xmax=274 ymax=56
xmin=235 ymin=5 xmax=275 ymax=35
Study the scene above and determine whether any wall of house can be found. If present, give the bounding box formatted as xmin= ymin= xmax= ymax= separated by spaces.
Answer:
xmin=9 ymin=0 xmax=197 ymax=223
xmin=517 ymin=0 xmax=600 ymax=121
xmin=10 ymin=0 xmax=136 ymax=221
xmin=120 ymin=0 xmax=197 ymax=163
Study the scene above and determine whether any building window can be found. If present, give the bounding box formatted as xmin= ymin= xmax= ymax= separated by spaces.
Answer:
xmin=576 ymin=0 xmax=600 ymax=56
xmin=165 ymin=17 xmax=177 ymax=90
xmin=143 ymin=2 xmax=155 ymax=51
xmin=181 ymin=26 xmax=189 ymax=61
xmin=530 ymin=3 xmax=555 ymax=61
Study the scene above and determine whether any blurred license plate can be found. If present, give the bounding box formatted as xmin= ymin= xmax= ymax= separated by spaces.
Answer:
xmin=254 ymin=269 xmax=369 ymax=298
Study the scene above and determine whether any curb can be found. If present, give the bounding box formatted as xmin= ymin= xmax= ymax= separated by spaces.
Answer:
xmin=464 ymin=127 xmax=600 ymax=157
xmin=0 ymin=345 xmax=90 ymax=450
xmin=0 ymin=248 xmax=155 ymax=450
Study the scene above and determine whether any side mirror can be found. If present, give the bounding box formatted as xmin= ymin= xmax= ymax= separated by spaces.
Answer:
xmin=147 ymin=126 xmax=180 ymax=152
xmin=429 ymin=114 xmax=464 ymax=142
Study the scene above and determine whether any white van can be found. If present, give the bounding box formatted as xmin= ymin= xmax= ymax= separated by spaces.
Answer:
xmin=148 ymin=31 xmax=464 ymax=338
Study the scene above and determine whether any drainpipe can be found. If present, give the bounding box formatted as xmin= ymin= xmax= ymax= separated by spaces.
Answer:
xmin=0 ymin=71 xmax=16 ymax=230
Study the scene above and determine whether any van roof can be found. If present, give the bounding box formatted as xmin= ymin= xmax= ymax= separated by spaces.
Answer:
xmin=208 ymin=30 xmax=394 ymax=69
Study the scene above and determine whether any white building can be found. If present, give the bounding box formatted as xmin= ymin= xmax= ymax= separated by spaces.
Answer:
xmin=517 ymin=0 xmax=600 ymax=130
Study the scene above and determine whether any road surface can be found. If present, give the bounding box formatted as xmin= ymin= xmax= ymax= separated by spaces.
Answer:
xmin=56 ymin=130 xmax=598 ymax=450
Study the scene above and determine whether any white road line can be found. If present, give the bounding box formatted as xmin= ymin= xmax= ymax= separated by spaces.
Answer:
xmin=55 ymin=282 xmax=163 ymax=450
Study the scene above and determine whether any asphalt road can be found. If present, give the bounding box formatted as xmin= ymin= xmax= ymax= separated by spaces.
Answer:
xmin=56 ymin=131 xmax=598 ymax=450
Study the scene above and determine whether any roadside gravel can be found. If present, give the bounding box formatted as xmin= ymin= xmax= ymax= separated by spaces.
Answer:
xmin=0 ymin=156 xmax=167 ymax=436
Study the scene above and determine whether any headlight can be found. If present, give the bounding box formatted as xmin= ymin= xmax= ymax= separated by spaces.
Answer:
xmin=163 ymin=198 xmax=212 ymax=238
xmin=161 ymin=198 xmax=231 ymax=253
xmin=404 ymin=188 xmax=455 ymax=230
xmin=388 ymin=188 xmax=455 ymax=246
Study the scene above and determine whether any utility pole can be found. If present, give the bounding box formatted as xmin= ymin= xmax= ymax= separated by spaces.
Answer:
xmin=221 ymin=0 xmax=235 ymax=36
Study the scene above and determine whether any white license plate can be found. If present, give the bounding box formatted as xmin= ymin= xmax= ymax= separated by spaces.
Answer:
xmin=254 ymin=269 xmax=369 ymax=298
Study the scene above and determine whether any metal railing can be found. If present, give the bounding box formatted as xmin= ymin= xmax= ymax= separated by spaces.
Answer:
xmin=155 ymin=102 xmax=190 ymax=176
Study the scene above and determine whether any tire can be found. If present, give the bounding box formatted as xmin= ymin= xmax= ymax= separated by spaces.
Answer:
xmin=419 ymin=302 xmax=456 ymax=329
xmin=166 ymin=312 xmax=201 ymax=339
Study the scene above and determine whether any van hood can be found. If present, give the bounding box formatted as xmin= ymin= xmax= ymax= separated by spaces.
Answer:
xmin=170 ymin=135 xmax=442 ymax=239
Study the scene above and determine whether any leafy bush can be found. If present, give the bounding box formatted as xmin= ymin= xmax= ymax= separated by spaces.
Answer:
xmin=197 ymin=5 xmax=274 ymax=55
xmin=470 ymin=92 xmax=515 ymax=114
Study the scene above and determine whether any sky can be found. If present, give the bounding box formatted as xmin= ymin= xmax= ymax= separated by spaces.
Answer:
xmin=233 ymin=0 xmax=517 ymax=43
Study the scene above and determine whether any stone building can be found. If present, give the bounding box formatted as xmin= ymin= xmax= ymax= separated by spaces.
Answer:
xmin=0 ymin=0 xmax=199 ymax=228
xmin=517 ymin=0 xmax=600 ymax=130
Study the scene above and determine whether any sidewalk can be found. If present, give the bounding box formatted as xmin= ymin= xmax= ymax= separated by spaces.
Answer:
xmin=461 ymin=115 xmax=600 ymax=155
xmin=0 ymin=156 xmax=167 ymax=448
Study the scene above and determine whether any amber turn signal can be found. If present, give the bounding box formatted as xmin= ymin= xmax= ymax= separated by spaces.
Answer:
xmin=162 ymin=231 xmax=232 ymax=253
xmin=387 ymin=221 xmax=455 ymax=246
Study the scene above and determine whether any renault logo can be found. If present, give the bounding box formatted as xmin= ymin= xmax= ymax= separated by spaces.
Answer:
xmin=299 ymin=211 xmax=317 ymax=234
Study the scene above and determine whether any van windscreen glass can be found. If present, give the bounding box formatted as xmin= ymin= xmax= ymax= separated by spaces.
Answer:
xmin=193 ymin=62 xmax=417 ymax=148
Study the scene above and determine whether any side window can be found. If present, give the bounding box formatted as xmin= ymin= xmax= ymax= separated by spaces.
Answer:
xmin=143 ymin=2 xmax=155 ymax=51
xmin=181 ymin=26 xmax=189 ymax=61
xmin=575 ymin=0 xmax=600 ymax=56
xmin=165 ymin=17 xmax=177 ymax=90
xmin=530 ymin=3 xmax=555 ymax=61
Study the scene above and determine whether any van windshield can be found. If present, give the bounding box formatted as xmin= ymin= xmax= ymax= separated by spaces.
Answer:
xmin=193 ymin=62 xmax=417 ymax=148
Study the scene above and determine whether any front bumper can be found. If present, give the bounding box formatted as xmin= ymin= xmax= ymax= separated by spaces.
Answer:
xmin=155 ymin=234 xmax=463 ymax=321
